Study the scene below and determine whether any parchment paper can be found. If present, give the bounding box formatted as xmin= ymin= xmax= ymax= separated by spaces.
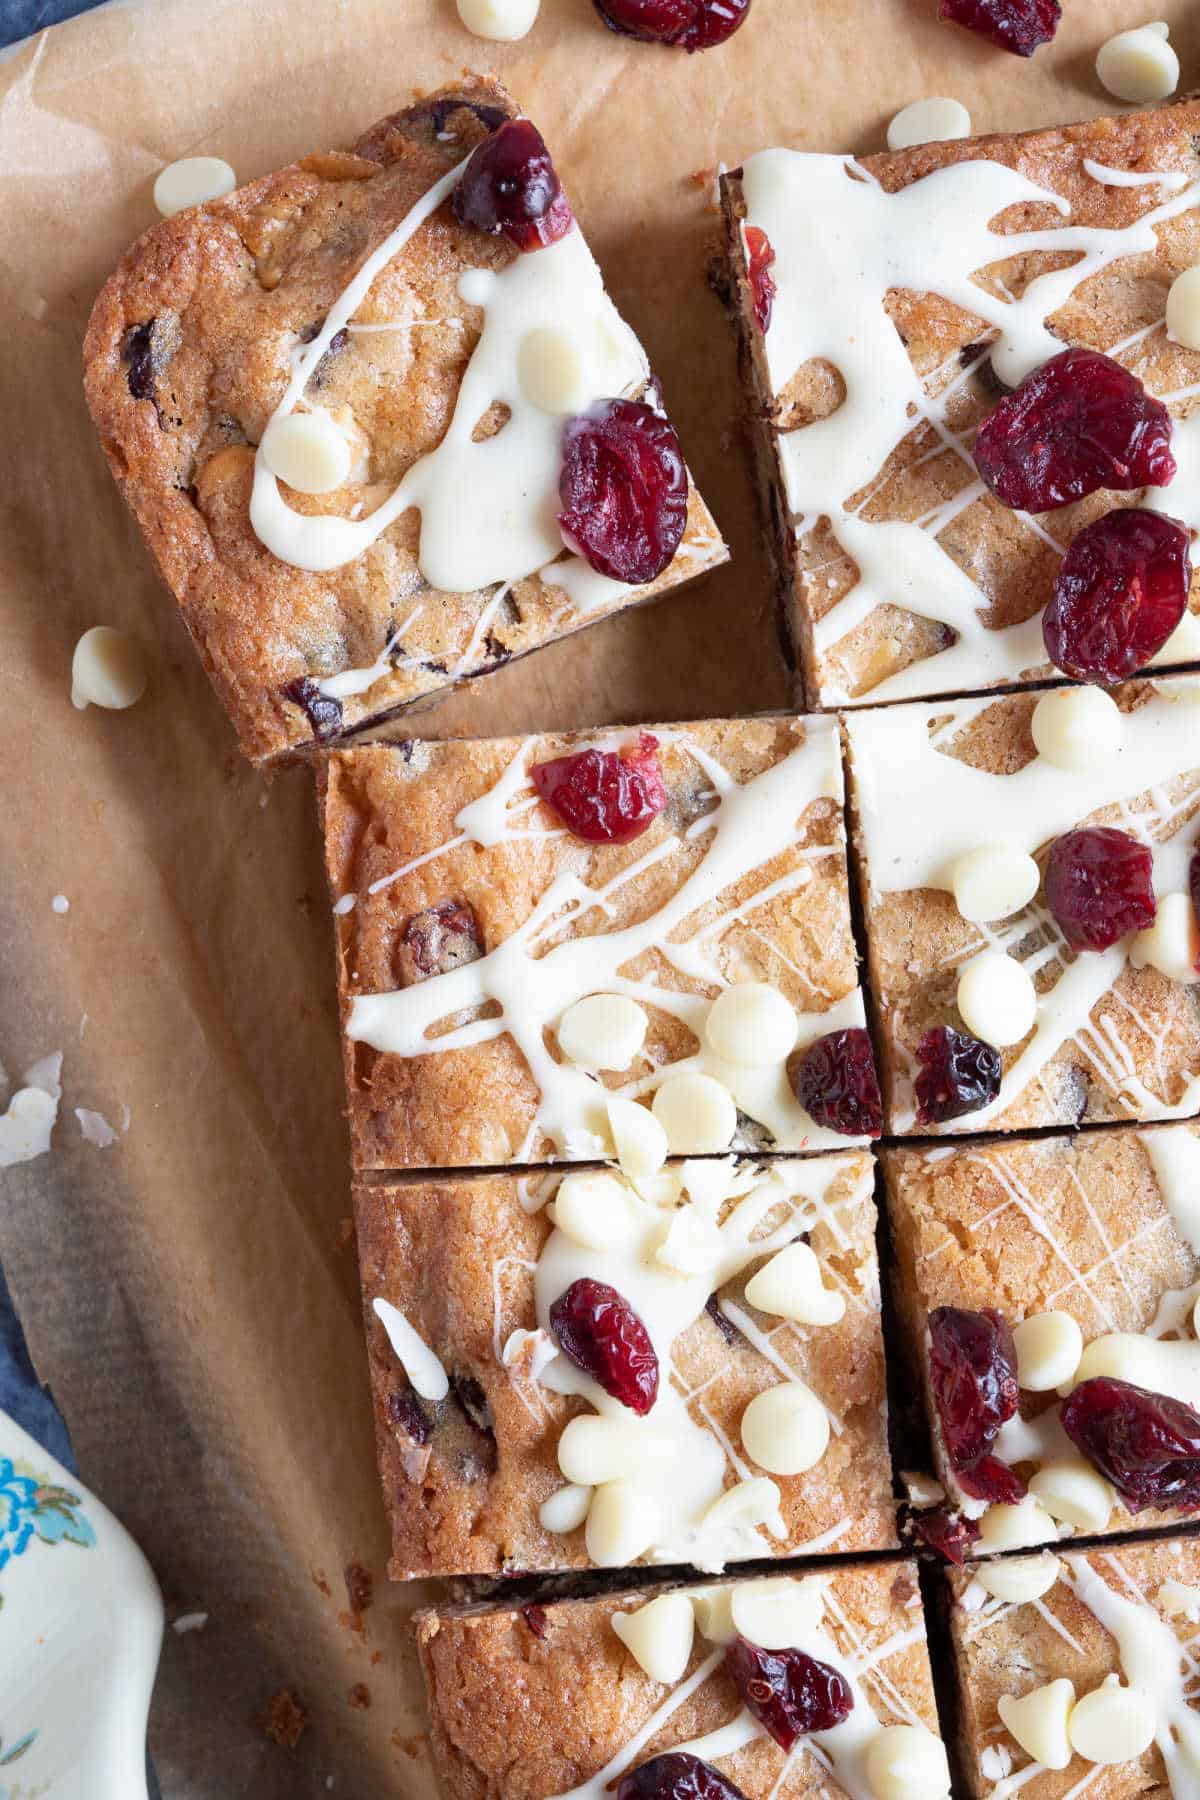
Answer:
xmin=4 ymin=0 xmax=1200 ymax=1792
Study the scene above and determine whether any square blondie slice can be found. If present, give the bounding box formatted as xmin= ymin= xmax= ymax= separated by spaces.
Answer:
xmin=884 ymin=1122 xmax=1200 ymax=1552
xmin=846 ymin=675 xmax=1200 ymax=1137
xmin=322 ymin=715 xmax=872 ymax=1171
xmin=948 ymin=1537 xmax=1200 ymax=1797
xmin=357 ymin=1152 xmax=895 ymax=1580
xmin=720 ymin=100 xmax=1200 ymax=710
xmin=83 ymin=80 xmax=724 ymax=764
xmin=418 ymin=1562 xmax=948 ymax=1800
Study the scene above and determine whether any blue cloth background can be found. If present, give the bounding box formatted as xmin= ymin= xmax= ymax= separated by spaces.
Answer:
xmin=0 ymin=0 xmax=106 ymax=43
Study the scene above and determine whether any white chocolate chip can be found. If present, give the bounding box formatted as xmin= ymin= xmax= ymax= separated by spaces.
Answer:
xmin=655 ymin=1204 xmax=724 ymax=1276
xmin=744 ymin=1241 xmax=845 ymax=1326
xmin=863 ymin=1724 xmax=952 ymax=1800
xmin=456 ymin=0 xmax=540 ymax=40
xmin=517 ymin=325 xmax=590 ymax=413
xmin=975 ymin=1552 xmax=1061 ymax=1605
xmin=1130 ymin=891 xmax=1200 ymax=986
xmin=1159 ymin=1577 xmax=1200 ymax=1616
xmin=612 ymin=1593 xmax=694 ymax=1684
xmin=901 ymin=1470 xmax=945 ymax=1508
xmin=700 ymin=1477 xmax=781 ymax=1534
xmin=539 ymin=1483 xmax=592 ymax=1534
xmin=71 ymin=626 xmax=148 ymax=711
xmin=690 ymin=1585 xmax=736 ymax=1644
xmin=740 ymin=1381 xmax=830 ymax=1476
xmin=1028 ymin=1459 xmax=1114 ymax=1532
xmin=1031 ymin=686 xmax=1124 ymax=771
xmin=652 ymin=1073 xmax=737 ymax=1155
xmin=371 ymin=1297 xmax=449 ymax=1401
xmin=1012 ymin=1311 xmax=1084 ymax=1392
xmin=1068 ymin=1682 xmax=1156 ymax=1764
xmin=1096 ymin=21 xmax=1178 ymax=105
xmin=956 ymin=951 xmax=1036 ymax=1049
xmin=998 ymin=1679 xmax=1075 ymax=1771
xmin=886 ymin=96 xmax=971 ymax=153
xmin=704 ymin=983 xmax=797 ymax=1067
xmin=607 ymin=1096 xmax=668 ymax=1181
xmin=585 ymin=1479 xmax=656 ymax=1566
xmin=1167 ymin=265 xmax=1200 ymax=352
xmin=153 ymin=155 xmax=237 ymax=217
xmin=977 ymin=1495 xmax=1058 ymax=1553
xmin=950 ymin=845 xmax=1040 ymax=924
xmin=551 ymin=1171 xmax=641 ymax=1251
xmin=557 ymin=1414 xmax=643 ymax=1485
xmin=681 ymin=1157 xmax=740 ymax=1212
xmin=558 ymin=994 xmax=649 ymax=1070
xmin=260 ymin=411 xmax=353 ymax=495
xmin=729 ymin=1577 xmax=823 ymax=1650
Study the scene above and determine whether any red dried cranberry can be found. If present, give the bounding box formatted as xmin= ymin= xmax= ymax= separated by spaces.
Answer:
xmin=559 ymin=400 xmax=688 ymax=583
xmin=974 ymin=349 xmax=1175 ymax=512
xmin=1044 ymin=827 xmax=1156 ymax=954
xmin=593 ymin=0 xmax=750 ymax=51
xmin=744 ymin=226 xmax=776 ymax=333
xmin=955 ymin=1454 xmax=1027 ymax=1505
xmin=618 ymin=1754 xmax=749 ymax=1800
xmin=1191 ymin=848 xmax=1200 ymax=975
xmin=399 ymin=900 xmax=483 ymax=983
xmin=928 ymin=1306 xmax=1019 ymax=1473
xmin=282 ymin=675 xmax=343 ymax=743
xmin=915 ymin=1027 xmax=1001 ymax=1125
xmin=725 ymin=1637 xmax=854 ymax=1750
xmin=793 ymin=1028 xmax=882 ymax=1139
xmin=452 ymin=118 xmax=573 ymax=253
xmin=521 ymin=1603 xmax=548 ymax=1640
xmin=706 ymin=1291 xmax=738 ymax=1344
xmin=385 ymin=1385 xmax=431 ymax=1445
xmin=939 ymin=0 xmax=1060 ymax=54
xmin=531 ymin=733 xmax=667 ymax=844
xmin=549 ymin=1278 xmax=659 ymax=1415
xmin=1043 ymin=509 xmax=1191 ymax=682
xmin=1062 ymin=1375 xmax=1200 ymax=1513
xmin=910 ymin=1504 xmax=982 ymax=1566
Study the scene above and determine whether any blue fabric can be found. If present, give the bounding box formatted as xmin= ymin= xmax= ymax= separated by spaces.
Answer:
xmin=0 ymin=0 xmax=108 ymax=48
xmin=0 ymin=1262 xmax=76 ymax=1473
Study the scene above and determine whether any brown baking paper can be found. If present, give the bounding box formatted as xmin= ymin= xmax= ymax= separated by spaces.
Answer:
xmin=3 ymin=0 xmax=1200 ymax=1792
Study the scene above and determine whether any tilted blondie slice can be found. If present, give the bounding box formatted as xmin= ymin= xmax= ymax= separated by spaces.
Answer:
xmin=721 ymin=100 xmax=1200 ymax=709
xmin=84 ymin=80 xmax=724 ymax=763
xmin=322 ymin=716 xmax=875 ymax=1171
xmin=846 ymin=675 xmax=1200 ymax=1136
xmin=357 ymin=1152 xmax=895 ymax=1579
xmin=884 ymin=1122 xmax=1200 ymax=1555
xmin=418 ymin=1563 xmax=949 ymax=1800
xmin=947 ymin=1537 xmax=1200 ymax=1797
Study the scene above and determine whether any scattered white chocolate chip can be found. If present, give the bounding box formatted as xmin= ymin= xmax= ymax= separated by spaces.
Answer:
xmin=153 ymin=155 xmax=237 ymax=217
xmin=501 ymin=1326 xmax=557 ymax=1380
xmin=518 ymin=326 xmax=591 ymax=414
xmin=956 ymin=950 xmax=1036 ymax=1048
xmin=552 ymin=1170 xmax=641 ymax=1252
xmin=455 ymin=0 xmax=540 ymax=41
xmin=607 ymin=1096 xmax=668 ymax=1181
xmin=1012 ymin=1311 xmax=1084 ymax=1392
xmin=1031 ymin=685 xmax=1123 ymax=771
xmin=0 ymin=1084 xmax=59 ymax=1169
xmin=655 ymin=1204 xmax=724 ymax=1276
xmin=901 ymin=1470 xmax=945 ymax=1509
xmin=71 ymin=626 xmax=148 ymax=711
xmin=652 ymin=1073 xmax=737 ymax=1155
xmin=75 ymin=1107 xmax=118 ymax=1148
xmin=1028 ymin=1459 xmax=1114 ymax=1532
xmin=740 ymin=1381 xmax=829 ymax=1476
xmin=690 ymin=1585 xmax=736 ymax=1644
xmin=998 ymin=1679 xmax=1075 ymax=1772
xmin=1159 ymin=1577 xmax=1200 ymax=1617
xmin=1096 ymin=21 xmax=1178 ymax=105
xmin=977 ymin=1495 xmax=1058 ymax=1553
xmin=558 ymin=993 xmax=648 ymax=1070
xmin=704 ymin=983 xmax=797 ymax=1068
xmin=730 ymin=1577 xmax=823 ymax=1650
xmin=699 ymin=1477 xmax=781 ymax=1534
xmin=863 ymin=1724 xmax=952 ymax=1800
xmin=1130 ymin=891 xmax=1200 ymax=985
xmin=538 ymin=1483 xmax=592 ymax=1534
xmin=557 ymin=1414 xmax=643 ymax=1486
xmin=171 ymin=1611 xmax=209 ymax=1635
xmin=586 ymin=1479 xmax=656 ymax=1566
xmin=886 ymin=96 xmax=971 ymax=153
xmin=51 ymin=894 xmax=69 ymax=915
xmin=950 ymin=845 xmax=1040 ymax=924
xmin=744 ymin=1241 xmax=845 ymax=1326
xmin=1068 ymin=1681 xmax=1156 ymax=1764
xmin=1167 ymin=265 xmax=1200 ymax=352
xmin=371 ymin=1298 xmax=449 ymax=1401
xmin=974 ymin=1552 xmax=1060 ymax=1605
xmin=612 ymin=1593 xmax=694 ymax=1684
xmin=260 ymin=412 xmax=353 ymax=495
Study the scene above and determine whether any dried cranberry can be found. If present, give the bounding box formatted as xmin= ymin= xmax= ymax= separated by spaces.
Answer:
xmin=706 ymin=1291 xmax=738 ymax=1344
xmin=398 ymin=900 xmax=483 ymax=983
xmin=744 ymin=226 xmax=776 ymax=334
xmin=1044 ymin=827 xmax=1156 ymax=954
xmin=559 ymin=400 xmax=688 ymax=583
xmin=385 ymin=1385 xmax=431 ymax=1445
xmin=618 ymin=1754 xmax=749 ymax=1800
xmin=939 ymin=0 xmax=1060 ymax=54
xmin=928 ymin=1307 xmax=1019 ymax=1473
xmin=123 ymin=321 xmax=158 ymax=401
xmin=521 ymin=1603 xmax=548 ymax=1640
xmin=1062 ymin=1375 xmax=1200 ymax=1513
xmin=793 ymin=1028 xmax=882 ymax=1139
xmin=915 ymin=1027 xmax=1001 ymax=1125
xmin=593 ymin=0 xmax=750 ymax=50
xmin=281 ymin=675 xmax=343 ymax=743
xmin=452 ymin=118 xmax=573 ymax=253
xmin=531 ymin=733 xmax=667 ymax=844
xmin=909 ymin=1504 xmax=981 ymax=1565
xmin=725 ymin=1637 xmax=853 ymax=1750
xmin=1043 ymin=509 xmax=1191 ymax=682
xmin=1191 ymin=848 xmax=1200 ymax=974
xmin=974 ymin=350 xmax=1175 ymax=512
xmin=955 ymin=1454 xmax=1027 ymax=1505
xmin=549 ymin=1278 xmax=659 ymax=1414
